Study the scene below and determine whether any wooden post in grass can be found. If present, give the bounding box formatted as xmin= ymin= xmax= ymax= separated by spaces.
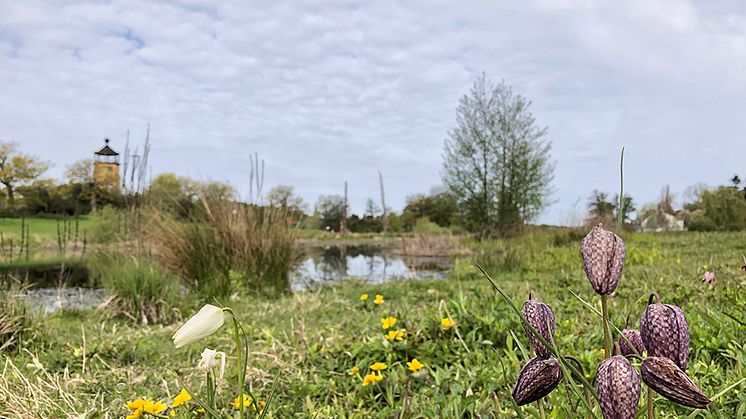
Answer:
xmin=379 ymin=171 xmax=388 ymax=236
xmin=341 ymin=181 xmax=348 ymax=235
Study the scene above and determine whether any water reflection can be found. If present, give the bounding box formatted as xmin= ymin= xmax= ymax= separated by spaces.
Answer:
xmin=291 ymin=244 xmax=450 ymax=291
xmin=13 ymin=287 xmax=107 ymax=314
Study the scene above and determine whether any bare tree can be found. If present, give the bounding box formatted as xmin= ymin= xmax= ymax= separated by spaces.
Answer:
xmin=378 ymin=171 xmax=388 ymax=235
xmin=340 ymin=181 xmax=348 ymax=234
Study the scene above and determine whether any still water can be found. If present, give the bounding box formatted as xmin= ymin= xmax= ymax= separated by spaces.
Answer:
xmin=10 ymin=245 xmax=451 ymax=312
xmin=290 ymin=244 xmax=451 ymax=291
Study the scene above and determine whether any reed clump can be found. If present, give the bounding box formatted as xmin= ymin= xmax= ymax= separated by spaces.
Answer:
xmin=87 ymin=251 xmax=183 ymax=325
xmin=152 ymin=199 xmax=295 ymax=296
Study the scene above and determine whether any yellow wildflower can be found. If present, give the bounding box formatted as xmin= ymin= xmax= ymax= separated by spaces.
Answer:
xmin=385 ymin=329 xmax=406 ymax=341
xmin=381 ymin=316 xmax=397 ymax=329
xmin=407 ymin=358 xmax=424 ymax=372
xmin=170 ymin=411 xmax=176 ymax=417
xmin=172 ymin=388 xmax=191 ymax=407
xmin=370 ymin=362 xmax=387 ymax=371
xmin=143 ymin=400 xmax=168 ymax=415
xmin=362 ymin=372 xmax=383 ymax=386
xmin=348 ymin=366 xmax=360 ymax=375
xmin=231 ymin=394 xmax=253 ymax=409
xmin=441 ymin=317 xmax=455 ymax=329
xmin=360 ymin=293 xmax=369 ymax=301
xmin=126 ymin=409 xmax=143 ymax=419
xmin=374 ymin=294 xmax=384 ymax=305
xmin=126 ymin=399 xmax=146 ymax=411
xmin=196 ymin=407 xmax=205 ymax=413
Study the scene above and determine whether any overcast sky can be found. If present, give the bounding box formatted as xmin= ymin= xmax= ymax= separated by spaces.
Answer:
xmin=1 ymin=0 xmax=745 ymax=224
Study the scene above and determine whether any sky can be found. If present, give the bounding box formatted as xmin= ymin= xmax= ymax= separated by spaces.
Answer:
xmin=1 ymin=0 xmax=745 ymax=224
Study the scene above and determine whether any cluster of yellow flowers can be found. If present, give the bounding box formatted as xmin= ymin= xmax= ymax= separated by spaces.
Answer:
xmin=351 ymin=293 xmax=428 ymax=387
xmin=230 ymin=394 xmax=266 ymax=412
xmin=125 ymin=389 xmax=191 ymax=418
xmin=360 ymin=293 xmax=385 ymax=305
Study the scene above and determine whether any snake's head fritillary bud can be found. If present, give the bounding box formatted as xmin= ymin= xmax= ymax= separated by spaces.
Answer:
xmin=640 ymin=295 xmax=689 ymax=370
xmin=512 ymin=357 xmax=563 ymax=406
xmin=701 ymin=271 xmax=716 ymax=284
xmin=580 ymin=224 xmax=626 ymax=295
xmin=596 ymin=355 xmax=641 ymax=419
xmin=521 ymin=294 xmax=556 ymax=359
xmin=618 ymin=329 xmax=645 ymax=357
xmin=641 ymin=357 xmax=709 ymax=409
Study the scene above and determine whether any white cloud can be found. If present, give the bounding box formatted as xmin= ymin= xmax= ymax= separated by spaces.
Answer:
xmin=1 ymin=0 xmax=745 ymax=222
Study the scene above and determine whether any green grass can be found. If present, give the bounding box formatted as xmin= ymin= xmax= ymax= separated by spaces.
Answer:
xmin=0 ymin=217 xmax=91 ymax=239
xmin=1 ymin=231 xmax=745 ymax=417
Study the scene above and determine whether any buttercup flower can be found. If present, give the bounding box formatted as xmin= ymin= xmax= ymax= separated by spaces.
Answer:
xmin=407 ymin=358 xmax=424 ymax=372
xmin=381 ymin=316 xmax=397 ymax=329
xmin=370 ymin=362 xmax=387 ymax=371
xmin=143 ymin=400 xmax=168 ymax=415
xmin=360 ymin=293 xmax=369 ymax=301
xmin=172 ymin=389 xmax=192 ymax=407
xmin=231 ymin=394 xmax=253 ymax=409
xmin=126 ymin=409 xmax=142 ymax=419
xmin=385 ymin=329 xmax=406 ymax=341
xmin=362 ymin=372 xmax=383 ymax=386
xmin=172 ymin=304 xmax=225 ymax=348
xmin=374 ymin=294 xmax=384 ymax=305
xmin=197 ymin=347 xmax=226 ymax=379
xmin=441 ymin=317 xmax=455 ymax=329
xmin=126 ymin=399 xmax=146 ymax=411
xmin=348 ymin=366 xmax=359 ymax=375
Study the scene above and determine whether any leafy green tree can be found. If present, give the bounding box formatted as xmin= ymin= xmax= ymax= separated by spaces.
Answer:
xmin=612 ymin=193 xmax=636 ymax=225
xmin=315 ymin=195 xmax=346 ymax=232
xmin=147 ymin=173 xmax=193 ymax=216
xmin=401 ymin=190 xmax=458 ymax=231
xmin=442 ymin=74 xmax=553 ymax=236
xmin=0 ymin=142 xmax=49 ymax=205
xmin=587 ymin=190 xmax=614 ymax=222
xmin=686 ymin=186 xmax=746 ymax=231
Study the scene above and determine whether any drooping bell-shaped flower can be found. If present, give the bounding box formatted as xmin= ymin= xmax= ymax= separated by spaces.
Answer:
xmin=641 ymin=357 xmax=709 ymax=409
xmin=618 ymin=328 xmax=645 ymax=357
xmin=596 ymin=355 xmax=641 ymax=419
xmin=512 ymin=356 xmax=563 ymax=406
xmin=197 ymin=347 xmax=226 ymax=379
xmin=580 ymin=224 xmax=626 ymax=295
xmin=639 ymin=294 xmax=689 ymax=370
xmin=172 ymin=304 xmax=225 ymax=348
xmin=521 ymin=293 xmax=556 ymax=359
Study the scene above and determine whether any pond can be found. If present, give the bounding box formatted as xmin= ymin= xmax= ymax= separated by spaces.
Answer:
xmin=5 ymin=244 xmax=453 ymax=312
xmin=290 ymin=244 xmax=452 ymax=291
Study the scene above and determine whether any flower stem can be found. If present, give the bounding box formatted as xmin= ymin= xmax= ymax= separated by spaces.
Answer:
xmin=601 ymin=295 xmax=612 ymax=358
xmin=647 ymin=386 xmax=654 ymax=418
xmin=231 ymin=315 xmax=245 ymax=418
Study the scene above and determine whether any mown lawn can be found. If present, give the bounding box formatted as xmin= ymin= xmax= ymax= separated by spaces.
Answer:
xmin=1 ymin=231 xmax=745 ymax=418
xmin=0 ymin=217 xmax=91 ymax=239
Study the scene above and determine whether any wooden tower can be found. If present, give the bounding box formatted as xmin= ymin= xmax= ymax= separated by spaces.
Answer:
xmin=93 ymin=138 xmax=121 ymax=192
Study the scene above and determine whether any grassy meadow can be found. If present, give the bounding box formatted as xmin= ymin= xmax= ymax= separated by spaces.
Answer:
xmin=1 ymin=229 xmax=745 ymax=418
